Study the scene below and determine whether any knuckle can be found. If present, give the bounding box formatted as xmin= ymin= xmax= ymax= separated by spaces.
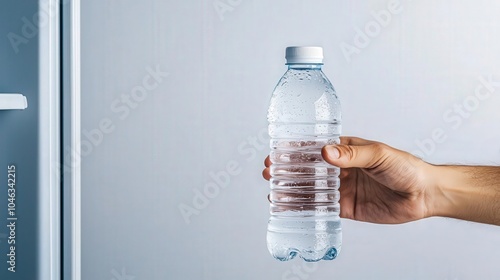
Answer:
xmin=371 ymin=142 xmax=388 ymax=156
xmin=367 ymin=143 xmax=390 ymax=168
xmin=342 ymin=145 xmax=356 ymax=160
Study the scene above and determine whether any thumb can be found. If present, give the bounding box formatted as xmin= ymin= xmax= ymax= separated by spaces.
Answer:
xmin=321 ymin=143 xmax=387 ymax=169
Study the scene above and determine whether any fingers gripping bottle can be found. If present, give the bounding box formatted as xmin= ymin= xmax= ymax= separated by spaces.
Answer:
xmin=266 ymin=46 xmax=342 ymax=262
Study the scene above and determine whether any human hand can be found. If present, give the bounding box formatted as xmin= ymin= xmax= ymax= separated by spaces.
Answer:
xmin=263 ymin=136 xmax=436 ymax=224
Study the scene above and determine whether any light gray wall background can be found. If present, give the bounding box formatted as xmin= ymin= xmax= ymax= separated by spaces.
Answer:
xmin=81 ymin=1 xmax=500 ymax=279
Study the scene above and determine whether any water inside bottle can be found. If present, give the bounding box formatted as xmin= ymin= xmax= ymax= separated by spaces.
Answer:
xmin=267 ymin=138 xmax=342 ymax=262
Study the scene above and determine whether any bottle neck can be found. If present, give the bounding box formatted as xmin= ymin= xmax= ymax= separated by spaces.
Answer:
xmin=287 ymin=63 xmax=323 ymax=70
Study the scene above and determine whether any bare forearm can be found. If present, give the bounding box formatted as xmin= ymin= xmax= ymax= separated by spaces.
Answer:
xmin=428 ymin=165 xmax=500 ymax=225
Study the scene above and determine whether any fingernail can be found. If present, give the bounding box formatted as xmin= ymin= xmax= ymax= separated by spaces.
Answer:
xmin=328 ymin=146 xmax=340 ymax=159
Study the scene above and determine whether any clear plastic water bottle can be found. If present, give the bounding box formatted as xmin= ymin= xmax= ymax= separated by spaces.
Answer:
xmin=266 ymin=46 xmax=342 ymax=262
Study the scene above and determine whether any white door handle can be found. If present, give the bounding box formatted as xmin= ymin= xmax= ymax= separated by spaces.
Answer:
xmin=0 ymin=93 xmax=28 ymax=110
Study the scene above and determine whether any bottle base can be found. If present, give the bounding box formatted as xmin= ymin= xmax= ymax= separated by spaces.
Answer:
xmin=271 ymin=247 xmax=338 ymax=262
xmin=267 ymin=215 xmax=342 ymax=262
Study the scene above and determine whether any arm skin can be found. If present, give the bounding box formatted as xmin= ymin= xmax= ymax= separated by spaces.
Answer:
xmin=430 ymin=165 xmax=500 ymax=225
xmin=262 ymin=136 xmax=500 ymax=226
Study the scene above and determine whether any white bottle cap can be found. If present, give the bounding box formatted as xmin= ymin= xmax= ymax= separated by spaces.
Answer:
xmin=285 ymin=46 xmax=323 ymax=64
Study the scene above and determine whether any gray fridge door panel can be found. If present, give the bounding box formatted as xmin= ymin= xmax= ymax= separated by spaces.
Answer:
xmin=0 ymin=0 xmax=61 ymax=279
